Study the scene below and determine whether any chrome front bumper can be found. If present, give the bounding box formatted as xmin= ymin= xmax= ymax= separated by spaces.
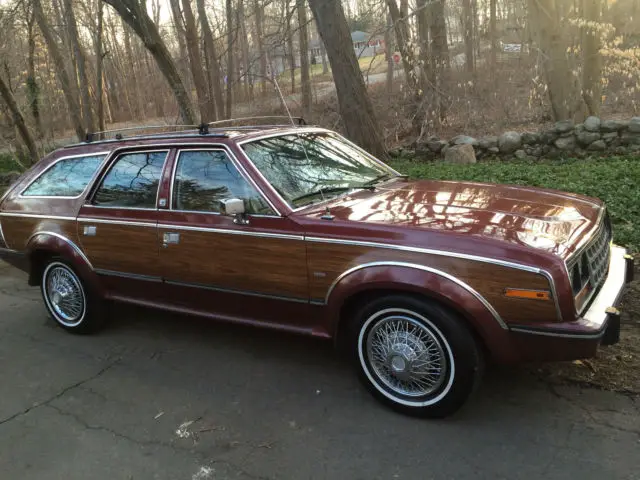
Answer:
xmin=581 ymin=245 xmax=633 ymax=344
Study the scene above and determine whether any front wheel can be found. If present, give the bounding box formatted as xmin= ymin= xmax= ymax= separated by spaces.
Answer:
xmin=41 ymin=259 xmax=106 ymax=334
xmin=351 ymin=295 xmax=483 ymax=418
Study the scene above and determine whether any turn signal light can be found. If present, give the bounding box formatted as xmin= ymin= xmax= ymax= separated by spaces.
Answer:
xmin=504 ymin=289 xmax=551 ymax=301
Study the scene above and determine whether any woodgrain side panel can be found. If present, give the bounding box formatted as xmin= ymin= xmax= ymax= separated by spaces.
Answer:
xmin=0 ymin=217 xmax=78 ymax=250
xmin=160 ymin=229 xmax=308 ymax=298
xmin=78 ymin=223 xmax=161 ymax=278
xmin=307 ymin=242 xmax=555 ymax=324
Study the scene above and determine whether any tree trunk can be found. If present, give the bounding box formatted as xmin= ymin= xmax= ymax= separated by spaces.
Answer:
xmin=226 ymin=0 xmax=233 ymax=118
xmin=528 ymin=0 xmax=586 ymax=121
xmin=384 ymin=13 xmax=394 ymax=95
xmin=462 ymin=0 xmax=474 ymax=72
xmin=63 ymin=0 xmax=95 ymax=133
xmin=386 ymin=0 xmax=417 ymax=90
xmin=103 ymin=0 xmax=196 ymax=125
xmin=197 ymin=0 xmax=224 ymax=119
xmin=582 ymin=0 xmax=602 ymax=115
xmin=298 ymin=0 xmax=312 ymax=118
xmin=287 ymin=12 xmax=296 ymax=94
xmin=307 ymin=0 xmax=387 ymax=158
xmin=122 ymin=23 xmax=144 ymax=118
xmin=428 ymin=0 xmax=450 ymax=122
xmin=25 ymin=5 xmax=42 ymax=137
xmin=169 ymin=0 xmax=193 ymax=93
xmin=237 ymin=0 xmax=252 ymax=101
xmin=0 ymin=74 xmax=39 ymax=164
xmin=320 ymin=42 xmax=328 ymax=74
xmin=97 ymin=1 xmax=106 ymax=135
xmin=181 ymin=0 xmax=215 ymax=122
xmin=254 ymin=0 xmax=267 ymax=95
xmin=490 ymin=0 xmax=497 ymax=70
xmin=33 ymin=0 xmax=85 ymax=140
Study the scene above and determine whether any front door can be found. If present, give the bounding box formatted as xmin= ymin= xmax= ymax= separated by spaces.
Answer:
xmin=78 ymin=149 xmax=171 ymax=299
xmin=158 ymin=148 xmax=310 ymax=330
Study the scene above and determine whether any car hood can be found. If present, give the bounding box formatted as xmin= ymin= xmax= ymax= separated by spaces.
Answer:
xmin=300 ymin=179 xmax=604 ymax=259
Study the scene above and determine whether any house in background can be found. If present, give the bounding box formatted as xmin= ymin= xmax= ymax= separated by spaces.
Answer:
xmin=351 ymin=31 xmax=386 ymax=57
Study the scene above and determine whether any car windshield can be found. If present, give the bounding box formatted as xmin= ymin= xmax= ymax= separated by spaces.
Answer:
xmin=241 ymin=132 xmax=397 ymax=208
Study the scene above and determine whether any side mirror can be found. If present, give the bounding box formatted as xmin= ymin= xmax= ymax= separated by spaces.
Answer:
xmin=221 ymin=198 xmax=249 ymax=225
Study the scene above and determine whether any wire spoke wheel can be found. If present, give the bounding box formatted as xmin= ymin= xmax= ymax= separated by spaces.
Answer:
xmin=43 ymin=263 xmax=86 ymax=327
xmin=358 ymin=307 xmax=456 ymax=408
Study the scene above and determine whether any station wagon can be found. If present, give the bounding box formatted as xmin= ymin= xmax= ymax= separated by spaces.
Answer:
xmin=0 ymin=119 xmax=633 ymax=417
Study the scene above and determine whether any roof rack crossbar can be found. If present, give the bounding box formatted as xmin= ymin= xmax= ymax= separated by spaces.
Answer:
xmin=208 ymin=116 xmax=306 ymax=127
xmin=84 ymin=124 xmax=199 ymax=142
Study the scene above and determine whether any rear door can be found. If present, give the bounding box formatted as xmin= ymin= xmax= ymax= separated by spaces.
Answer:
xmin=77 ymin=148 xmax=172 ymax=298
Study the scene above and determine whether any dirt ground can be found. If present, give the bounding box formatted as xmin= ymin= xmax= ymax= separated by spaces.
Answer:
xmin=534 ymin=265 xmax=640 ymax=394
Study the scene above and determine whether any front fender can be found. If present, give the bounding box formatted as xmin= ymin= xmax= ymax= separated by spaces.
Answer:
xmin=26 ymin=232 xmax=103 ymax=294
xmin=327 ymin=261 xmax=512 ymax=357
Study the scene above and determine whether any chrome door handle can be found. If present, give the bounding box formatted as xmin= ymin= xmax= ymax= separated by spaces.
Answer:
xmin=83 ymin=225 xmax=97 ymax=236
xmin=162 ymin=232 xmax=180 ymax=247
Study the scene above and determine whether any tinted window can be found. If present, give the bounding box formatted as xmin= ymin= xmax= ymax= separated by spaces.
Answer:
xmin=172 ymin=150 xmax=272 ymax=214
xmin=22 ymin=154 xmax=106 ymax=197
xmin=94 ymin=151 xmax=167 ymax=208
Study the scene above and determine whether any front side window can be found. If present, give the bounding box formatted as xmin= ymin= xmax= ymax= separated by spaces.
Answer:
xmin=93 ymin=151 xmax=167 ymax=208
xmin=22 ymin=154 xmax=106 ymax=197
xmin=241 ymin=133 xmax=396 ymax=209
xmin=172 ymin=150 xmax=272 ymax=214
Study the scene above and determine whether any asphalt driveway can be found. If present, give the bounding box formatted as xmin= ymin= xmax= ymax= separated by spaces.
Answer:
xmin=0 ymin=261 xmax=638 ymax=480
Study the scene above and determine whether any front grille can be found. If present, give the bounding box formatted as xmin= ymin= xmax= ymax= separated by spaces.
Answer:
xmin=569 ymin=213 xmax=612 ymax=305
xmin=584 ymin=221 xmax=612 ymax=288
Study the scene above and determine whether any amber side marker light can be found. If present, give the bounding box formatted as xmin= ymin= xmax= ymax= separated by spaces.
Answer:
xmin=504 ymin=289 xmax=551 ymax=301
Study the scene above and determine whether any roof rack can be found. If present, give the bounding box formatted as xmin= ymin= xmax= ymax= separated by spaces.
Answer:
xmin=208 ymin=116 xmax=306 ymax=128
xmin=84 ymin=124 xmax=201 ymax=142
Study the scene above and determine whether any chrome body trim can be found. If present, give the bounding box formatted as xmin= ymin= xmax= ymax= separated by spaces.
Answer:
xmin=306 ymin=236 xmax=543 ymax=273
xmin=0 ymin=212 xmax=76 ymax=222
xmin=26 ymin=231 xmax=93 ymax=269
xmin=165 ymin=279 xmax=309 ymax=303
xmin=237 ymin=128 xmax=400 ymax=214
xmin=324 ymin=260 xmax=508 ymax=330
xmin=158 ymin=223 xmax=303 ymax=240
xmin=18 ymin=151 xmax=111 ymax=200
xmin=170 ymin=147 xmax=279 ymax=216
xmin=539 ymin=270 xmax=563 ymax=322
xmin=95 ymin=269 xmax=162 ymax=283
xmin=565 ymin=206 xmax=607 ymax=267
xmin=0 ymin=218 xmax=6 ymax=248
xmin=78 ymin=217 xmax=157 ymax=228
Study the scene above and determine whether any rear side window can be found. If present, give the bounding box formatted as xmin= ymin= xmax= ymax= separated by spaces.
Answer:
xmin=22 ymin=154 xmax=106 ymax=197
xmin=93 ymin=151 xmax=167 ymax=208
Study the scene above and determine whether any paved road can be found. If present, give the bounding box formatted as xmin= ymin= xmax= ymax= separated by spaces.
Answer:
xmin=1 ymin=261 xmax=638 ymax=480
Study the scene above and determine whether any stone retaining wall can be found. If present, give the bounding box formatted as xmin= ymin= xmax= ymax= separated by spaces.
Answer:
xmin=390 ymin=116 xmax=640 ymax=163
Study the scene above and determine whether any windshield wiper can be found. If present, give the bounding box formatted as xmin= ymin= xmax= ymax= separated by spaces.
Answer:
xmin=291 ymin=184 xmax=376 ymax=206
xmin=363 ymin=173 xmax=396 ymax=186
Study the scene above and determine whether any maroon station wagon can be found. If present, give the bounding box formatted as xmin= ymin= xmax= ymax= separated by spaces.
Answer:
xmin=0 ymin=120 xmax=634 ymax=417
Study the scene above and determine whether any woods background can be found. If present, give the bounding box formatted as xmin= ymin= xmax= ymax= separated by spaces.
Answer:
xmin=0 ymin=0 xmax=638 ymax=162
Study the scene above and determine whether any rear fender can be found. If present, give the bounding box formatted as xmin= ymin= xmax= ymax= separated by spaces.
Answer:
xmin=327 ymin=261 xmax=512 ymax=356
xmin=26 ymin=232 xmax=103 ymax=294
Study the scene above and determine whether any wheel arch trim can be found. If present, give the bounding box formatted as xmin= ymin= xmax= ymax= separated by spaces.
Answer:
xmin=327 ymin=261 xmax=507 ymax=330
xmin=26 ymin=231 xmax=93 ymax=270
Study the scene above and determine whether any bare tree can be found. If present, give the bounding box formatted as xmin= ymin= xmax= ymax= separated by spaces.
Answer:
xmin=103 ymin=0 xmax=196 ymax=125
xmin=32 ymin=0 xmax=85 ymax=140
xmin=226 ymin=0 xmax=233 ymax=118
xmin=180 ymin=0 xmax=216 ymax=122
xmin=490 ymin=0 xmax=497 ymax=70
xmin=0 ymin=74 xmax=39 ymax=163
xmin=461 ymin=0 xmax=474 ymax=72
xmin=24 ymin=3 xmax=42 ymax=137
xmin=386 ymin=0 xmax=417 ymax=90
xmin=96 ymin=1 xmax=106 ymax=134
xmin=528 ymin=0 xmax=586 ymax=121
xmin=254 ymin=0 xmax=268 ymax=96
xmin=307 ymin=0 xmax=387 ymax=158
xmin=582 ymin=0 xmax=602 ymax=115
xmin=63 ymin=0 xmax=95 ymax=133
xmin=197 ymin=0 xmax=224 ymax=118
xmin=298 ymin=0 xmax=311 ymax=117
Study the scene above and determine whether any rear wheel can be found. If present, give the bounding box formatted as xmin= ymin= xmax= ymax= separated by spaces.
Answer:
xmin=350 ymin=295 xmax=483 ymax=418
xmin=41 ymin=259 xmax=105 ymax=334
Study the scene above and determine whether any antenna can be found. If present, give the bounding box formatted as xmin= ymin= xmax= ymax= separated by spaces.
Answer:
xmin=266 ymin=53 xmax=296 ymax=127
